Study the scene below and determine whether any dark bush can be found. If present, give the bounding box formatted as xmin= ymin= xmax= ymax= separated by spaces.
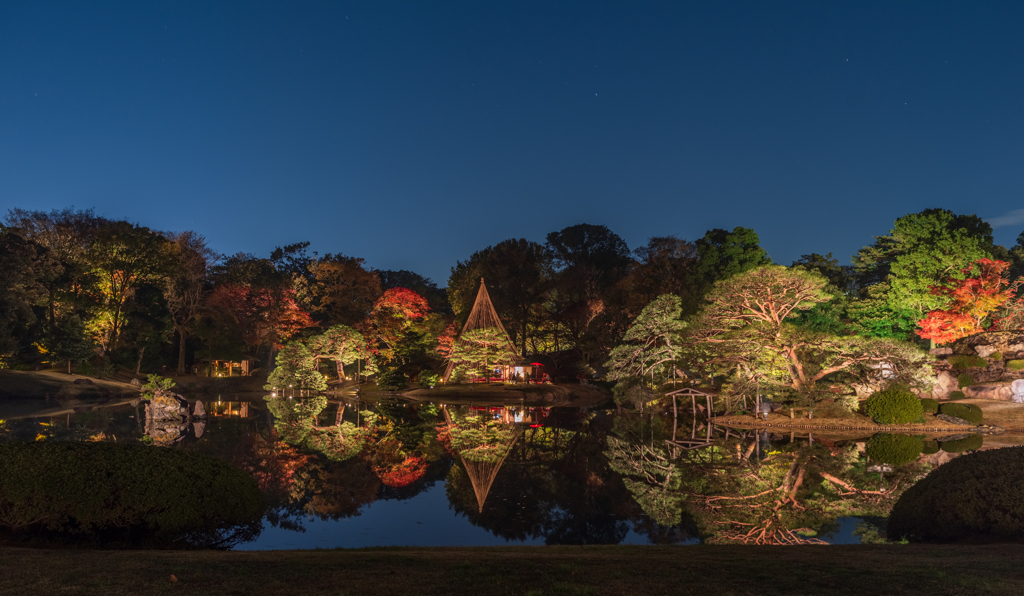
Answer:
xmin=866 ymin=433 xmax=923 ymax=466
xmin=920 ymin=398 xmax=939 ymax=414
xmin=922 ymin=440 xmax=940 ymax=455
xmin=0 ymin=442 xmax=264 ymax=548
xmin=947 ymin=390 xmax=966 ymax=400
xmin=377 ymin=368 xmax=409 ymax=391
xmin=939 ymin=403 xmax=984 ymax=425
xmin=957 ymin=373 xmax=974 ymax=388
xmin=865 ymin=388 xmax=924 ymax=425
xmin=888 ymin=446 xmax=1024 ymax=542
xmin=941 ymin=434 xmax=984 ymax=453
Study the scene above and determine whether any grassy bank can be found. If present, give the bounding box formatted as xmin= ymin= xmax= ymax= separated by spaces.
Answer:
xmin=2 ymin=544 xmax=1022 ymax=595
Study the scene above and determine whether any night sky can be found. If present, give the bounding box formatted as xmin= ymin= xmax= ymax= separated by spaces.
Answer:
xmin=3 ymin=1 xmax=1024 ymax=283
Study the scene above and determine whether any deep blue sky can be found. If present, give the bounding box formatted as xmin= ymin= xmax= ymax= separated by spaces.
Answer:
xmin=3 ymin=1 xmax=1024 ymax=284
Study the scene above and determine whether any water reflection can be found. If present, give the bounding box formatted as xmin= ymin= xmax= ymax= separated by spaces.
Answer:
xmin=0 ymin=394 xmax=1013 ymax=548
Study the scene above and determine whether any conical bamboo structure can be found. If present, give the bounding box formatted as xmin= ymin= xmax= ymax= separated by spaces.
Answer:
xmin=444 ymin=407 xmax=524 ymax=513
xmin=443 ymin=278 xmax=521 ymax=382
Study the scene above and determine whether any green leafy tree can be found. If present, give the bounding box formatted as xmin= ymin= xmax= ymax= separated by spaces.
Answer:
xmin=448 ymin=327 xmax=519 ymax=381
xmin=87 ymin=220 xmax=170 ymax=354
xmin=605 ymin=294 xmax=685 ymax=394
xmin=0 ymin=227 xmax=52 ymax=362
xmin=308 ymin=324 xmax=372 ymax=381
xmin=686 ymin=227 xmax=772 ymax=313
xmin=265 ymin=340 xmax=327 ymax=393
xmin=852 ymin=209 xmax=996 ymax=336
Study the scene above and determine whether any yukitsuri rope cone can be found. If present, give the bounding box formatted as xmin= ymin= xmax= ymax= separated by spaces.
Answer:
xmin=442 ymin=278 xmax=521 ymax=382
xmin=443 ymin=407 xmax=524 ymax=513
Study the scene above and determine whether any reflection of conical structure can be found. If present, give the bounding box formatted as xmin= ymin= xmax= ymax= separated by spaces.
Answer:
xmin=443 ymin=278 xmax=521 ymax=381
xmin=444 ymin=408 xmax=524 ymax=512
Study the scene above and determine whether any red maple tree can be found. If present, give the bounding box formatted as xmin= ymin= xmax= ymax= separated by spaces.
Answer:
xmin=917 ymin=258 xmax=1017 ymax=345
xmin=208 ymin=283 xmax=315 ymax=352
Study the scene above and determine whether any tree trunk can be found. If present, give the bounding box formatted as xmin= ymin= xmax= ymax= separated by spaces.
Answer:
xmin=336 ymin=359 xmax=345 ymax=381
xmin=135 ymin=346 xmax=145 ymax=375
xmin=177 ymin=329 xmax=187 ymax=376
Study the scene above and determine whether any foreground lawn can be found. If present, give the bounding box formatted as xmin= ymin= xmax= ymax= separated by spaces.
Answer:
xmin=3 ymin=544 xmax=1023 ymax=595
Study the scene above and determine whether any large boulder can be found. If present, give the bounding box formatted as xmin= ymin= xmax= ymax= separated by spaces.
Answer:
xmin=1012 ymin=379 xmax=1024 ymax=404
xmin=930 ymin=371 xmax=958 ymax=399
xmin=964 ymin=383 xmax=1013 ymax=401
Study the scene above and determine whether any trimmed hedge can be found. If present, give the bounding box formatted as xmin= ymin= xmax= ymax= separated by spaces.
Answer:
xmin=919 ymin=398 xmax=939 ymax=414
xmin=865 ymin=388 xmax=924 ymax=425
xmin=889 ymin=446 xmax=1024 ymax=542
xmin=957 ymin=373 xmax=974 ymax=388
xmin=0 ymin=442 xmax=265 ymax=548
xmin=1008 ymin=360 xmax=1024 ymax=371
xmin=947 ymin=390 xmax=966 ymax=401
xmin=948 ymin=355 xmax=987 ymax=369
xmin=866 ymin=433 xmax=923 ymax=466
xmin=941 ymin=434 xmax=984 ymax=453
xmin=939 ymin=403 xmax=984 ymax=425
xmin=922 ymin=440 xmax=940 ymax=455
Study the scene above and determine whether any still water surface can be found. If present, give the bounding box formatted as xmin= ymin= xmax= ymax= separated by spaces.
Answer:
xmin=2 ymin=394 xmax=1012 ymax=548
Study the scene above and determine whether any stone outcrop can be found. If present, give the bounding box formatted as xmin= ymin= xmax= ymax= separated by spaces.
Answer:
xmin=929 ymin=371 xmax=959 ymax=399
xmin=964 ymin=383 xmax=1013 ymax=401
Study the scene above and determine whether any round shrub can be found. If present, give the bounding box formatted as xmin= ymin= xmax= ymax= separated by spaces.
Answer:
xmin=377 ymin=368 xmax=408 ymax=391
xmin=417 ymin=371 xmax=440 ymax=389
xmin=1007 ymin=359 xmax=1024 ymax=371
xmin=865 ymin=388 xmax=924 ymax=425
xmin=920 ymin=398 xmax=939 ymax=414
xmin=866 ymin=433 xmax=924 ymax=466
xmin=990 ymin=351 xmax=1003 ymax=361
xmin=0 ymin=442 xmax=264 ymax=548
xmin=947 ymin=390 xmax=966 ymax=400
xmin=941 ymin=434 xmax=984 ymax=453
xmin=957 ymin=373 xmax=974 ymax=388
xmin=888 ymin=446 xmax=1024 ymax=542
xmin=939 ymin=402 xmax=984 ymax=425
xmin=922 ymin=440 xmax=940 ymax=455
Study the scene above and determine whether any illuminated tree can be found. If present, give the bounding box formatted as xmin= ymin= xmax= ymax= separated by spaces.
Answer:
xmin=308 ymin=324 xmax=373 ymax=381
xmin=86 ymin=220 xmax=170 ymax=353
xmin=364 ymin=287 xmax=430 ymax=361
xmin=447 ymin=327 xmax=518 ymax=381
xmin=917 ymin=258 xmax=1017 ymax=345
xmin=853 ymin=209 xmax=996 ymax=337
xmin=605 ymin=294 xmax=685 ymax=400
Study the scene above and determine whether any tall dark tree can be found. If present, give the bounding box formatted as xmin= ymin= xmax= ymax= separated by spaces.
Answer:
xmin=0 ymin=228 xmax=52 ymax=361
xmin=164 ymin=231 xmax=218 ymax=375
xmin=480 ymin=239 xmax=551 ymax=355
xmin=686 ymin=227 xmax=772 ymax=313
xmin=307 ymin=254 xmax=382 ymax=327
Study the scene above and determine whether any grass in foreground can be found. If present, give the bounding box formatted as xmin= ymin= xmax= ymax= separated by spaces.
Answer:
xmin=3 ymin=544 xmax=1024 ymax=596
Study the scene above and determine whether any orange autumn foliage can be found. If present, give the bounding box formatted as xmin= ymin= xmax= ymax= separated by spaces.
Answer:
xmin=917 ymin=259 xmax=1017 ymax=345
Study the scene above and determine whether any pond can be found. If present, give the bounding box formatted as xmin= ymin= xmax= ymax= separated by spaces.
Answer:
xmin=1 ymin=394 xmax=1016 ymax=548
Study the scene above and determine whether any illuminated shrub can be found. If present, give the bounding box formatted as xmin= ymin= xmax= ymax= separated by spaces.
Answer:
xmin=865 ymin=388 xmax=924 ymax=425
xmin=990 ymin=351 xmax=1003 ymax=361
xmin=866 ymin=433 xmax=923 ymax=466
xmin=418 ymin=371 xmax=440 ymax=388
xmin=957 ymin=373 xmax=974 ymax=388
xmin=940 ymin=434 xmax=984 ymax=453
xmin=0 ymin=442 xmax=264 ymax=548
xmin=889 ymin=446 xmax=1024 ymax=542
xmin=920 ymin=398 xmax=939 ymax=414
xmin=1008 ymin=360 xmax=1024 ymax=371
xmin=947 ymin=391 xmax=966 ymax=400
xmin=948 ymin=355 xmax=986 ymax=369
xmin=939 ymin=403 xmax=984 ymax=425
xmin=922 ymin=440 xmax=940 ymax=455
